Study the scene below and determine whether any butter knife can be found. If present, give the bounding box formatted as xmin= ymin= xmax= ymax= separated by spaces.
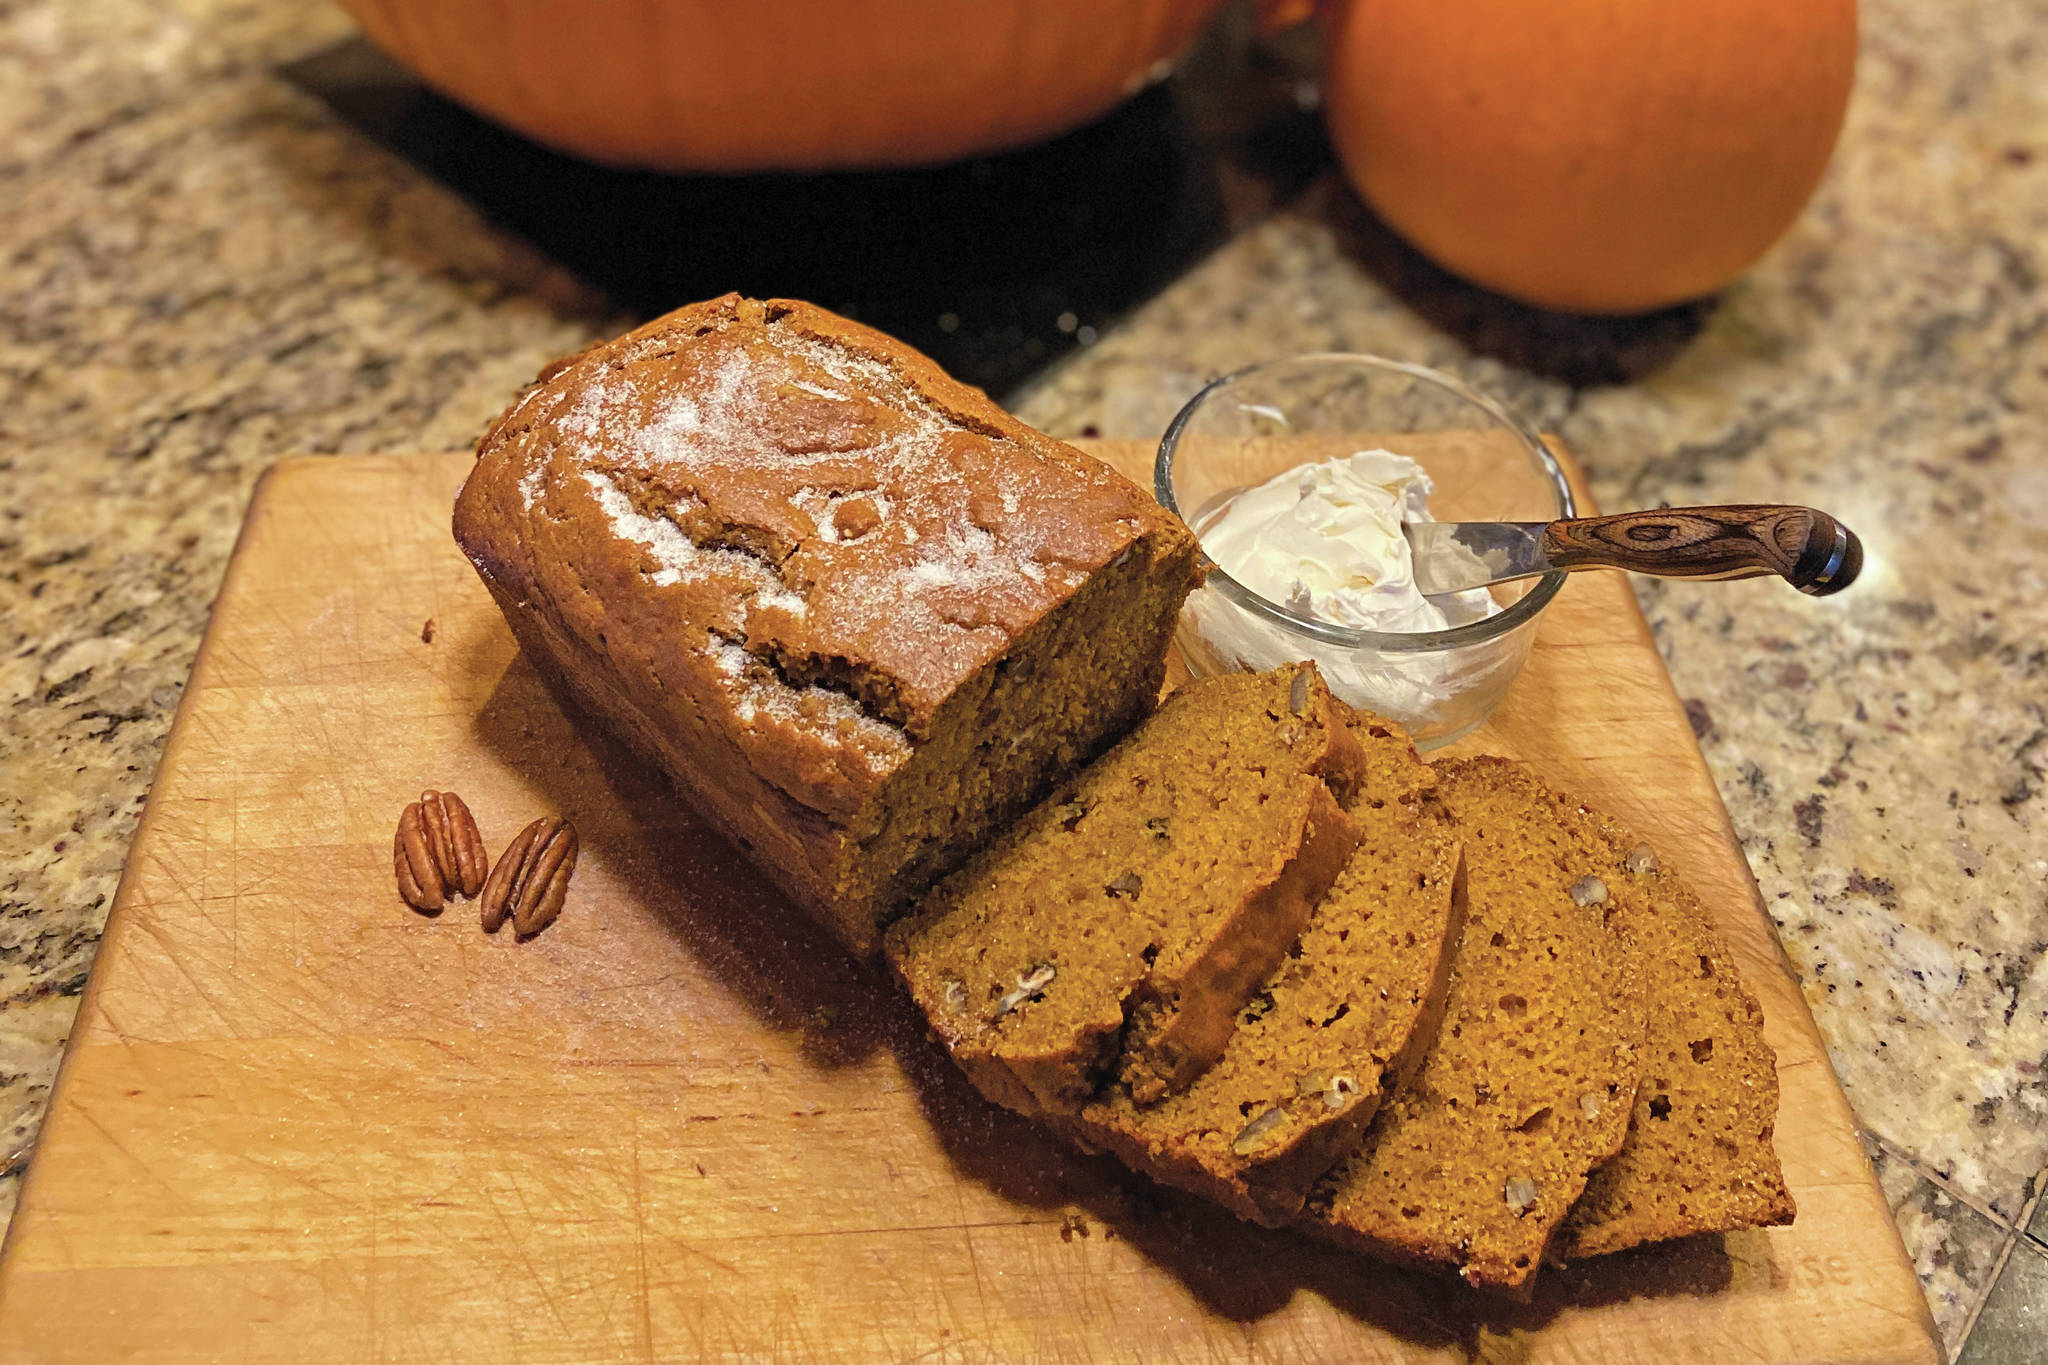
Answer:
xmin=1403 ymin=505 xmax=1863 ymax=597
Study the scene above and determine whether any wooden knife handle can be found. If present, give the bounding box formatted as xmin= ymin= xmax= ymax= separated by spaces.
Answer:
xmin=1541 ymin=505 xmax=1863 ymax=596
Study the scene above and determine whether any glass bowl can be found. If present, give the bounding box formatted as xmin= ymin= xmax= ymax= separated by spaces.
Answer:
xmin=1154 ymin=354 xmax=1575 ymax=750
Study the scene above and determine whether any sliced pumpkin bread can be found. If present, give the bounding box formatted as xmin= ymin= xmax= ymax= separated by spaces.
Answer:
xmin=885 ymin=664 xmax=1369 ymax=1116
xmin=1058 ymin=759 xmax=1467 ymax=1226
xmin=1299 ymin=756 xmax=1648 ymax=1296
xmin=1548 ymin=819 xmax=1793 ymax=1259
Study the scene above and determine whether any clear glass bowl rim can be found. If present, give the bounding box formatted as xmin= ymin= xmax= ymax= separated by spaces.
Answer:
xmin=1153 ymin=353 xmax=1577 ymax=654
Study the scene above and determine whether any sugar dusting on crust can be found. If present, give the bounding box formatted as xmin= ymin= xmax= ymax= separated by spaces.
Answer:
xmin=580 ymin=442 xmax=907 ymax=768
xmin=539 ymin=317 xmax=1123 ymax=754
xmin=518 ymin=460 xmax=548 ymax=512
xmin=794 ymin=487 xmax=897 ymax=546
xmin=704 ymin=636 xmax=907 ymax=772
xmin=556 ymin=326 xmax=1095 ymax=636
xmin=751 ymin=585 xmax=809 ymax=618
xmin=581 ymin=470 xmax=782 ymax=595
xmin=786 ymin=378 xmax=849 ymax=401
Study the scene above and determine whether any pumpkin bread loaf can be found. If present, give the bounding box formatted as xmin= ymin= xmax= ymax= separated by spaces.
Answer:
xmin=454 ymin=295 xmax=1201 ymax=955
xmin=1299 ymin=756 xmax=1647 ymax=1296
xmin=1058 ymin=727 xmax=1467 ymax=1226
xmin=885 ymin=665 xmax=1370 ymax=1116
xmin=1549 ymin=819 xmax=1793 ymax=1259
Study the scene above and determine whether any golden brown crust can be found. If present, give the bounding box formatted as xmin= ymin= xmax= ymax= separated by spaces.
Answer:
xmin=455 ymin=295 xmax=1198 ymax=952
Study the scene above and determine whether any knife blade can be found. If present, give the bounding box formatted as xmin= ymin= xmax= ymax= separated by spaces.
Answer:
xmin=1402 ymin=520 xmax=1554 ymax=596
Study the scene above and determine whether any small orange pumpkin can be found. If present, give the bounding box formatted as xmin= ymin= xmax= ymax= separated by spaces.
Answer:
xmin=1319 ymin=0 xmax=1858 ymax=313
xmin=336 ymin=0 xmax=1225 ymax=172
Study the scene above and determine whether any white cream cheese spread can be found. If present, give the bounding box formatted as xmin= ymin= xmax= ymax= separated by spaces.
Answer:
xmin=1185 ymin=449 xmax=1510 ymax=731
xmin=1196 ymin=449 xmax=1497 ymax=634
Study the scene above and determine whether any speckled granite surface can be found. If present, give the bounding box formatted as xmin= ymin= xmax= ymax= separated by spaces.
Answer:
xmin=2 ymin=0 xmax=2043 ymax=1353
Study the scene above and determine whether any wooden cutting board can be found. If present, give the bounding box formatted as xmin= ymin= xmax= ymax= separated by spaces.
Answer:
xmin=0 ymin=446 xmax=1939 ymax=1364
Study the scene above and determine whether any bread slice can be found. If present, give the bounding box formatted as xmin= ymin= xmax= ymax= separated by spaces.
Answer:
xmin=885 ymin=665 xmax=1369 ymax=1115
xmin=1299 ymin=756 xmax=1647 ymax=1296
xmin=455 ymin=294 xmax=1200 ymax=956
xmin=1548 ymin=820 xmax=1794 ymax=1259
xmin=1057 ymin=736 xmax=1467 ymax=1225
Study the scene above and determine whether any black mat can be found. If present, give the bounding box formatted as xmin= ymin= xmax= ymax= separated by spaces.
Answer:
xmin=280 ymin=10 xmax=1329 ymax=398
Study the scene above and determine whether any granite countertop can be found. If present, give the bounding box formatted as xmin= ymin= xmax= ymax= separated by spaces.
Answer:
xmin=3 ymin=0 xmax=2044 ymax=1354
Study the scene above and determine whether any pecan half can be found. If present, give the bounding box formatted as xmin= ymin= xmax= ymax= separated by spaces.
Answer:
xmin=479 ymin=816 xmax=578 ymax=937
xmin=476 ymin=820 xmax=538 ymax=932
xmin=394 ymin=803 xmax=445 ymax=912
xmin=395 ymin=790 xmax=488 ymax=911
xmin=424 ymin=791 xmax=487 ymax=896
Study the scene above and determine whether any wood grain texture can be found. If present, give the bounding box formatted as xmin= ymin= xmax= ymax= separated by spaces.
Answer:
xmin=1540 ymin=505 xmax=1863 ymax=595
xmin=0 ymin=447 xmax=1938 ymax=1364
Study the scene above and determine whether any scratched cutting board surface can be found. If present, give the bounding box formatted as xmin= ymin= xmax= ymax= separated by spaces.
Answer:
xmin=0 ymin=446 xmax=1938 ymax=1364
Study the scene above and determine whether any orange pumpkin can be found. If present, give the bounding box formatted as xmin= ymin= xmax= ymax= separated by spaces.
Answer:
xmin=1320 ymin=0 xmax=1858 ymax=313
xmin=336 ymin=0 xmax=1225 ymax=172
